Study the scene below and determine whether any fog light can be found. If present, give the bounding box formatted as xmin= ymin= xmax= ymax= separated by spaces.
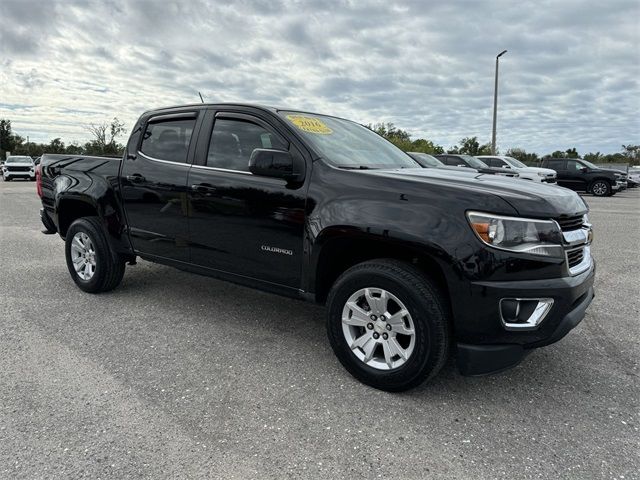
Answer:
xmin=499 ymin=298 xmax=554 ymax=331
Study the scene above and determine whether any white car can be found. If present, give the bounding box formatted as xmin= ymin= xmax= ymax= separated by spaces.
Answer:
xmin=477 ymin=155 xmax=557 ymax=183
xmin=2 ymin=155 xmax=35 ymax=181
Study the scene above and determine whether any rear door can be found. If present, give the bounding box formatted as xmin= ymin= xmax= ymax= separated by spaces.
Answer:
xmin=120 ymin=111 xmax=201 ymax=262
xmin=546 ymin=159 xmax=571 ymax=188
xmin=186 ymin=109 xmax=307 ymax=289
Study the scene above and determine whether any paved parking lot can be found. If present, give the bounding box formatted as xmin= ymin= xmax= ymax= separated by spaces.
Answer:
xmin=1 ymin=180 xmax=638 ymax=479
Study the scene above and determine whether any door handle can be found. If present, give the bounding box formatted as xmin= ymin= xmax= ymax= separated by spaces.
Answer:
xmin=126 ymin=174 xmax=145 ymax=183
xmin=191 ymin=183 xmax=216 ymax=194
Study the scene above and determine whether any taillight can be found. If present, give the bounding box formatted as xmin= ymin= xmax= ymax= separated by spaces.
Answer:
xmin=36 ymin=164 xmax=43 ymax=197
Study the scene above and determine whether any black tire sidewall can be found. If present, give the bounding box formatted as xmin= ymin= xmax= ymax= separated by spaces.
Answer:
xmin=327 ymin=262 xmax=448 ymax=391
xmin=65 ymin=217 xmax=116 ymax=293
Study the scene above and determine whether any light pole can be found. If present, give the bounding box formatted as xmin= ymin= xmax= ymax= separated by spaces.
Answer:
xmin=491 ymin=50 xmax=507 ymax=155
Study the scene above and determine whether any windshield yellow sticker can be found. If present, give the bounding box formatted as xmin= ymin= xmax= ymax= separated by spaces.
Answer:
xmin=286 ymin=115 xmax=333 ymax=135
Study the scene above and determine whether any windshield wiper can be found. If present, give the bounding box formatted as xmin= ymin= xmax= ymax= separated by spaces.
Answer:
xmin=337 ymin=165 xmax=377 ymax=170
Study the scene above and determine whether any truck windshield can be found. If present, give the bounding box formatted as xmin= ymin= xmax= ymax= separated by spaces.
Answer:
xmin=279 ymin=111 xmax=419 ymax=169
xmin=461 ymin=155 xmax=488 ymax=169
xmin=581 ymin=159 xmax=599 ymax=169
xmin=6 ymin=156 xmax=33 ymax=163
xmin=505 ymin=157 xmax=527 ymax=168
xmin=408 ymin=152 xmax=444 ymax=168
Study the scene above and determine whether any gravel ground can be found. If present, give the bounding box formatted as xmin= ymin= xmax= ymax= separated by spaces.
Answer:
xmin=0 ymin=180 xmax=638 ymax=479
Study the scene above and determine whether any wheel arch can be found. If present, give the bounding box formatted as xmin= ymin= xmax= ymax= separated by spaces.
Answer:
xmin=310 ymin=230 xmax=452 ymax=307
xmin=57 ymin=196 xmax=99 ymax=237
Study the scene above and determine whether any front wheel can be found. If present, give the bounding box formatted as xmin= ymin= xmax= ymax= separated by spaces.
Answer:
xmin=326 ymin=259 xmax=450 ymax=392
xmin=589 ymin=180 xmax=611 ymax=197
xmin=65 ymin=216 xmax=125 ymax=293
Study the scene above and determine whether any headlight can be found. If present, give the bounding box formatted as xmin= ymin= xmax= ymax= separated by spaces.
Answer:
xmin=537 ymin=172 xmax=546 ymax=177
xmin=467 ymin=211 xmax=564 ymax=257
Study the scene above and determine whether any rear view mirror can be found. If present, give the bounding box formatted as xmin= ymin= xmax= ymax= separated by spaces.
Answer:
xmin=249 ymin=149 xmax=305 ymax=182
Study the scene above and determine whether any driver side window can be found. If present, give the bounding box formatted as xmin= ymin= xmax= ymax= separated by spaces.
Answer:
xmin=207 ymin=118 xmax=287 ymax=171
xmin=567 ymin=160 xmax=583 ymax=172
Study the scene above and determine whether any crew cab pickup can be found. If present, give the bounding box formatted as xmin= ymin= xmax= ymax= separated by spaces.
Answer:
xmin=541 ymin=157 xmax=625 ymax=196
xmin=39 ymin=103 xmax=595 ymax=391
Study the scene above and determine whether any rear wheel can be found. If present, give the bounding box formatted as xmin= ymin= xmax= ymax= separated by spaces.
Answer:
xmin=65 ymin=216 xmax=125 ymax=293
xmin=326 ymin=259 xmax=450 ymax=392
xmin=589 ymin=180 xmax=611 ymax=197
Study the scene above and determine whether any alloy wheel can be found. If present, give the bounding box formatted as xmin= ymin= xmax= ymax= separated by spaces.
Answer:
xmin=70 ymin=232 xmax=97 ymax=280
xmin=341 ymin=287 xmax=416 ymax=370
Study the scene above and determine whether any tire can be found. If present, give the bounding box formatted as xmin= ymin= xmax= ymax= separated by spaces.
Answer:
xmin=65 ymin=216 xmax=125 ymax=293
xmin=589 ymin=180 xmax=611 ymax=197
xmin=326 ymin=259 xmax=450 ymax=392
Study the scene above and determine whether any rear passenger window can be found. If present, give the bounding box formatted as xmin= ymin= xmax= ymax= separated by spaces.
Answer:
xmin=140 ymin=118 xmax=196 ymax=163
xmin=546 ymin=159 xmax=565 ymax=170
xmin=207 ymin=118 xmax=287 ymax=171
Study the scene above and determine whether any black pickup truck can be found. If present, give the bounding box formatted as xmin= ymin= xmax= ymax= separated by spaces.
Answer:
xmin=541 ymin=157 xmax=625 ymax=196
xmin=38 ymin=103 xmax=595 ymax=391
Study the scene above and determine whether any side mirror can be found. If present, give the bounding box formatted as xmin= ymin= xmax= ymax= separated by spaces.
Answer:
xmin=503 ymin=164 xmax=511 ymax=169
xmin=249 ymin=148 xmax=304 ymax=182
xmin=580 ymin=167 xmax=588 ymax=173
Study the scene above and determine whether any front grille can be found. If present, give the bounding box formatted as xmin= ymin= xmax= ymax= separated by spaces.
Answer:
xmin=7 ymin=166 xmax=31 ymax=172
xmin=567 ymin=248 xmax=584 ymax=268
xmin=555 ymin=215 xmax=584 ymax=231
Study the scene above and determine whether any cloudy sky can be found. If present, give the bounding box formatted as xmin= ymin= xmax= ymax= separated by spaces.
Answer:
xmin=1 ymin=0 xmax=639 ymax=154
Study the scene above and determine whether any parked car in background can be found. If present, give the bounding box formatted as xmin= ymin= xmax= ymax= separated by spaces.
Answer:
xmin=626 ymin=167 xmax=640 ymax=188
xmin=434 ymin=154 xmax=519 ymax=177
xmin=477 ymin=155 xmax=557 ymax=183
xmin=2 ymin=155 xmax=35 ymax=181
xmin=408 ymin=152 xmax=517 ymax=177
xmin=540 ymin=158 xmax=625 ymax=196
xmin=406 ymin=152 xmax=445 ymax=168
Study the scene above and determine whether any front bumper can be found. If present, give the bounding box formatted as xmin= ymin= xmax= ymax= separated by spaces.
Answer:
xmin=455 ymin=260 xmax=596 ymax=376
xmin=4 ymin=171 xmax=35 ymax=179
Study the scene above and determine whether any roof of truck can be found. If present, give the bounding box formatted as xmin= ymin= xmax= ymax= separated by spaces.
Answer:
xmin=140 ymin=103 xmax=355 ymax=123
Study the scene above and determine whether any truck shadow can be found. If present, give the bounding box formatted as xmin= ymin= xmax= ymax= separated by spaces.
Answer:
xmin=106 ymin=261 xmax=635 ymax=409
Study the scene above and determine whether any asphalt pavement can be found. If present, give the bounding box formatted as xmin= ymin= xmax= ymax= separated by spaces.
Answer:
xmin=0 ymin=180 xmax=638 ymax=479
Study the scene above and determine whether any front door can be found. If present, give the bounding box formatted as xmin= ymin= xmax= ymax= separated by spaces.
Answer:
xmin=120 ymin=112 xmax=199 ymax=262
xmin=565 ymin=160 xmax=588 ymax=191
xmin=187 ymin=111 xmax=307 ymax=289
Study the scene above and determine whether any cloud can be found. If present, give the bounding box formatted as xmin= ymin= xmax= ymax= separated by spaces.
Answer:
xmin=0 ymin=0 xmax=638 ymax=154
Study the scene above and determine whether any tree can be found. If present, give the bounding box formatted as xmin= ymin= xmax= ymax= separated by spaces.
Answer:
xmin=47 ymin=138 xmax=66 ymax=154
xmin=565 ymin=147 xmax=579 ymax=158
xmin=65 ymin=142 xmax=84 ymax=155
xmin=583 ymin=152 xmax=603 ymax=163
xmin=367 ymin=122 xmax=444 ymax=154
xmin=0 ymin=119 xmax=15 ymax=156
xmin=457 ymin=136 xmax=492 ymax=156
xmin=410 ymin=138 xmax=444 ymax=155
xmin=622 ymin=144 xmax=640 ymax=161
xmin=84 ymin=117 xmax=126 ymax=155
xmin=0 ymin=119 xmax=25 ymax=158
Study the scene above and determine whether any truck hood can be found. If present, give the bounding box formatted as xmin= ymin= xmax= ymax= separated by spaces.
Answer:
xmin=520 ymin=166 xmax=556 ymax=176
xmin=5 ymin=161 xmax=34 ymax=167
xmin=595 ymin=168 xmax=625 ymax=177
xmin=364 ymin=167 xmax=588 ymax=218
